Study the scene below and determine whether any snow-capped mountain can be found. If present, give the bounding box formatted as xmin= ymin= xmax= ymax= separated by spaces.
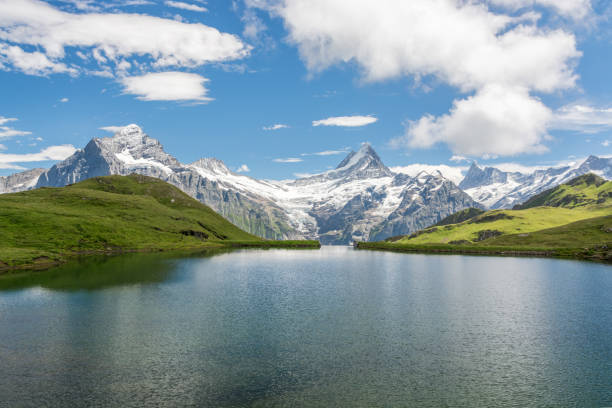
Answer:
xmin=460 ymin=156 xmax=612 ymax=209
xmin=277 ymin=147 xmax=478 ymax=244
xmin=0 ymin=125 xmax=480 ymax=243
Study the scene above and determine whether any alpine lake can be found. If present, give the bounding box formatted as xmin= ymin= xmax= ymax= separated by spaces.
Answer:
xmin=0 ymin=247 xmax=610 ymax=407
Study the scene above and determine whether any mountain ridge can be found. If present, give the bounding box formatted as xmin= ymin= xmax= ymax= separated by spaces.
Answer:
xmin=4 ymin=125 xmax=608 ymax=244
xmin=0 ymin=126 xmax=480 ymax=243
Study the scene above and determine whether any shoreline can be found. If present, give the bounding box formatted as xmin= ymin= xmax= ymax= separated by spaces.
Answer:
xmin=354 ymin=242 xmax=612 ymax=263
xmin=0 ymin=240 xmax=321 ymax=274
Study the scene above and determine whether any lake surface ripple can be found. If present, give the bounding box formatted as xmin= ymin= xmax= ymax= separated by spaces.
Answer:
xmin=0 ymin=247 xmax=610 ymax=407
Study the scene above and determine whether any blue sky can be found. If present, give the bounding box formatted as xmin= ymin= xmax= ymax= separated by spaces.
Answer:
xmin=1 ymin=0 xmax=612 ymax=179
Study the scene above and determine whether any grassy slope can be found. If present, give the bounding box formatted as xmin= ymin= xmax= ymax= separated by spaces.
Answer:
xmin=399 ymin=206 xmax=610 ymax=245
xmin=513 ymin=173 xmax=612 ymax=209
xmin=0 ymin=174 xmax=318 ymax=271
xmin=433 ymin=207 xmax=485 ymax=227
xmin=357 ymin=215 xmax=612 ymax=261
xmin=357 ymin=174 xmax=612 ymax=261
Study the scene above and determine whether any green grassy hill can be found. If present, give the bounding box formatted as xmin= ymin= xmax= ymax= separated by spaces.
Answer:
xmin=513 ymin=173 xmax=612 ymax=209
xmin=433 ymin=207 xmax=485 ymax=227
xmin=0 ymin=174 xmax=318 ymax=271
xmin=358 ymin=174 xmax=612 ymax=261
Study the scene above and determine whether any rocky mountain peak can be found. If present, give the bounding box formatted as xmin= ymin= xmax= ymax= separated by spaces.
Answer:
xmin=190 ymin=158 xmax=231 ymax=175
xmin=333 ymin=143 xmax=393 ymax=179
xmin=577 ymin=155 xmax=611 ymax=178
xmin=458 ymin=162 xmax=485 ymax=189
xmin=91 ymin=124 xmax=180 ymax=168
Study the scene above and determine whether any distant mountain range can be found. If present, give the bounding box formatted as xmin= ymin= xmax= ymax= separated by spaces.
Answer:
xmin=1 ymin=124 xmax=610 ymax=243
xmin=460 ymin=156 xmax=612 ymax=209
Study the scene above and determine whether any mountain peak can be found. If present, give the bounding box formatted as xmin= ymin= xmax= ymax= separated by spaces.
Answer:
xmin=116 ymin=124 xmax=144 ymax=138
xmin=190 ymin=157 xmax=231 ymax=175
xmin=333 ymin=143 xmax=392 ymax=179
xmin=336 ymin=143 xmax=378 ymax=169
xmin=468 ymin=161 xmax=481 ymax=171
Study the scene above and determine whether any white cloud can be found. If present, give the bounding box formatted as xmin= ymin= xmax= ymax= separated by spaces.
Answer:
xmin=263 ymin=124 xmax=289 ymax=131
xmin=236 ymin=164 xmax=250 ymax=172
xmin=0 ymin=144 xmax=6 ymax=151
xmin=99 ymin=126 xmax=126 ymax=134
xmin=391 ymin=164 xmax=467 ymax=185
xmin=242 ymin=9 xmax=267 ymax=42
xmin=603 ymin=140 xmax=610 ymax=147
xmin=165 ymin=1 xmax=207 ymax=13
xmin=488 ymin=0 xmax=592 ymax=20
xmin=0 ymin=0 xmax=249 ymax=77
xmin=0 ymin=116 xmax=17 ymax=125
xmin=0 ymin=127 xmax=31 ymax=138
xmin=0 ymin=43 xmax=77 ymax=76
xmin=293 ymin=172 xmax=316 ymax=178
xmin=489 ymin=162 xmax=559 ymax=173
xmin=256 ymin=0 xmax=580 ymax=157
xmin=0 ymin=144 xmax=76 ymax=169
xmin=120 ymin=72 xmax=212 ymax=102
xmin=60 ymin=97 xmax=69 ymax=103
xmin=312 ymin=115 xmax=378 ymax=127
xmin=0 ymin=116 xmax=31 ymax=139
xmin=301 ymin=148 xmax=349 ymax=156
xmin=450 ymin=155 xmax=468 ymax=163
xmin=396 ymin=84 xmax=551 ymax=157
xmin=273 ymin=157 xmax=303 ymax=163
xmin=551 ymin=104 xmax=612 ymax=134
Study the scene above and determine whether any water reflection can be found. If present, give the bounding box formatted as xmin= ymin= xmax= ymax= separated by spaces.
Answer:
xmin=0 ymin=247 xmax=610 ymax=407
xmin=0 ymin=249 xmax=232 ymax=292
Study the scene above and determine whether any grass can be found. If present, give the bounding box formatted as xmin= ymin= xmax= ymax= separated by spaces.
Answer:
xmin=397 ymin=206 xmax=611 ymax=245
xmin=514 ymin=173 xmax=612 ymax=209
xmin=357 ymin=174 xmax=612 ymax=262
xmin=357 ymin=215 xmax=612 ymax=261
xmin=0 ymin=174 xmax=319 ymax=272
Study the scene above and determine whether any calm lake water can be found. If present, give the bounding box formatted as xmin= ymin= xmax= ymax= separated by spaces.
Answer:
xmin=0 ymin=247 xmax=611 ymax=407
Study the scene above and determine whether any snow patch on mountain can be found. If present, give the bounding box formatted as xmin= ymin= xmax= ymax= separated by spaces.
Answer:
xmin=461 ymin=156 xmax=612 ymax=208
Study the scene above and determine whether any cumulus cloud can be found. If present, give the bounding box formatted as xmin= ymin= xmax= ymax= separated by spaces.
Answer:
xmin=236 ymin=164 xmax=250 ymax=172
xmin=551 ymin=104 xmax=612 ymax=134
xmin=0 ymin=144 xmax=76 ymax=169
xmin=255 ymin=0 xmax=580 ymax=157
xmin=396 ymin=85 xmax=552 ymax=157
xmin=312 ymin=115 xmax=377 ymax=127
xmin=273 ymin=157 xmax=303 ymax=163
xmin=120 ymin=72 xmax=212 ymax=102
xmin=0 ymin=43 xmax=77 ymax=76
xmin=165 ymin=1 xmax=207 ymax=12
xmin=60 ymin=97 xmax=69 ymax=103
xmin=263 ymin=124 xmax=289 ymax=131
xmin=603 ymin=140 xmax=610 ymax=147
xmin=0 ymin=0 xmax=249 ymax=76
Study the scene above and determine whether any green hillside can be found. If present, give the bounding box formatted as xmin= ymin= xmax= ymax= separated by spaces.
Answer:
xmin=513 ymin=173 xmax=612 ymax=209
xmin=0 ymin=174 xmax=318 ymax=271
xmin=396 ymin=206 xmax=610 ymax=245
xmin=433 ymin=207 xmax=485 ymax=227
xmin=358 ymin=174 xmax=612 ymax=261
